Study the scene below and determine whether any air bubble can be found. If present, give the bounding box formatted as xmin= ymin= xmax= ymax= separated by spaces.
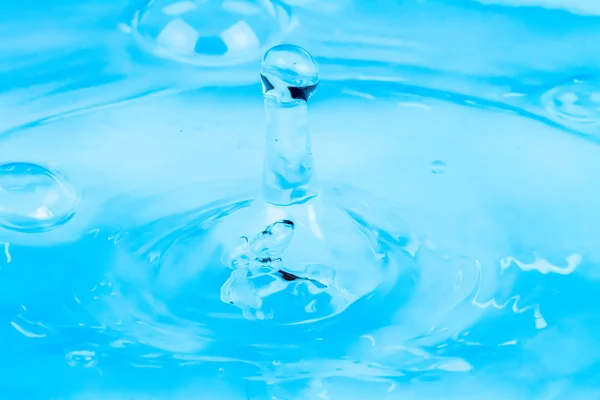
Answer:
xmin=123 ymin=0 xmax=293 ymax=67
xmin=431 ymin=160 xmax=446 ymax=174
xmin=0 ymin=163 xmax=79 ymax=233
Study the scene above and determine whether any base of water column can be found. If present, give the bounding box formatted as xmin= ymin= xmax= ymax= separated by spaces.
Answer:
xmin=99 ymin=183 xmax=419 ymax=334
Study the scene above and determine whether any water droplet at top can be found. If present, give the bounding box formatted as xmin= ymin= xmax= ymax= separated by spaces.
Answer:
xmin=261 ymin=44 xmax=319 ymax=105
xmin=0 ymin=163 xmax=79 ymax=233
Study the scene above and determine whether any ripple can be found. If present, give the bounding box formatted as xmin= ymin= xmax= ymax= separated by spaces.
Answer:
xmin=10 ymin=319 xmax=48 ymax=339
xmin=542 ymin=78 xmax=600 ymax=133
xmin=3 ymin=180 xmax=504 ymax=380
xmin=65 ymin=348 xmax=99 ymax=368
xmin=64 ymin=182 xmax=433 ymax=355
xmin=0 ymin=163 xmax=79 ymax=233
xmin=476 ymin=0 xmax=600 ymax=16
xmin=500 ymin=253 xmax=581 ymax=275
xmin=122 ymin=0 xmax=294 ymax=66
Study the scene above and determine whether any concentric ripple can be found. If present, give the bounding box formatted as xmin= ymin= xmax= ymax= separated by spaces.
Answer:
xmin=93 ymin=189 xmax=410 ymax=334
xmin=122 ymin=0 xmax=294 ymax=66
xmin=542 ymin=78 xmax=600 ymax=134
xmin=0 ymin=162 xmax=79 ymax=233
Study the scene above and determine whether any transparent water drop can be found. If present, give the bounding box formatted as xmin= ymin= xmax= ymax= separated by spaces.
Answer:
xmin=65 ymin=349 xmax=98 ymax=368
xmin=261 ymin=44 xmax=319 ymax=104
xmin=261 ymin=45 xmax=319 ymax=205
xmin=431 ymin=160 xmax=446 ymax=174
xmin=122 ymin=0 xmax=293 ymax=66
xmin=542 ymin=78 xmax=600 ymax=133
xmin=0 ymin=163 xmax=79 ymax=233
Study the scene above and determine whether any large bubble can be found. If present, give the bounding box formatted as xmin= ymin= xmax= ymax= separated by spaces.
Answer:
xmin=122 ymin=0 xmax=294 ymax=66
xmin=0 ymin=163 xmax=79 ymax=233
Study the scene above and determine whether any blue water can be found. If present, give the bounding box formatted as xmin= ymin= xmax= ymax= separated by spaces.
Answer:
xmin=2 ymin=0 xmax=600 ymax=399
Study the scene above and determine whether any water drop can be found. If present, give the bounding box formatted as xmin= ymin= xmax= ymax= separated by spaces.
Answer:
xmin=261 ymin=44 xmax=319 ymax=104
xmin=0 ymin=163 xmax=79 ymax=233
xmin=65 ymin=349 xmax=99 ymax=368
xmin=431 ymin=160 xmax=446 ymax=174
xmin=261 ymin=44 xmax=319 ymax=205
xmin=123 ymin=0 xmax=293 ymax=66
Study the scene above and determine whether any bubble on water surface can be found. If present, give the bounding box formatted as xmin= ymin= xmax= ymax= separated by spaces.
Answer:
xmin=123 ymin=0 xmax=293 ymax=66
xmin=542 ymin=78 xmax=600 ymax=134
xmin=0 ymin=163 xmax=79 ymax=233
xmin=431 ymin=160 xmax=446 ymax=174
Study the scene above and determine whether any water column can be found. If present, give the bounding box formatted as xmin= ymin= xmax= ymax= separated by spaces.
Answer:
xmin=260 ymin=44 xmax=320 ymax=206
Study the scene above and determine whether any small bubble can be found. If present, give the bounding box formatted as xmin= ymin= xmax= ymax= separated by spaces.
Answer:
xmin=0 ymin=163 xmax=79 ymax=233
xmin=65 ymin=349 xmax=98 ymax=368
xmin=430 ymin=160 xmax=446 ymax=174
